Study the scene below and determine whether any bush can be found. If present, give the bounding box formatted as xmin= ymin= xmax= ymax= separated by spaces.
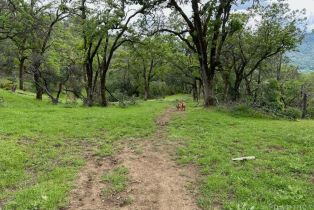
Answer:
xmin=107 ymin=90 xmax=138 ymax=108
xmin=283 ymin=107 xmax=302 ymax=120
xmin=306 ymin=107 xmax=314 ymax=119
xmin=229 ymin=104 xmax=267 ymax=118
xmin=260 ymin=79 xmax=284 ymax=111
xmin=0 ymin=80 xmax=14 ymax=90
xmin=149 ymin=81 xmax=168 ymax=98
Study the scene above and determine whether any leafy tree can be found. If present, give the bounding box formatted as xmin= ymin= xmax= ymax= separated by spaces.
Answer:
xmin=77 ymin=0 xmax=162 ymax=106
xmin=155 ymin=0 xmax=246 ymax=106
xmin=129 ymin=36 xmax=169 ymax=100
xmin=223 ymin=1 xmax=305 ymax=101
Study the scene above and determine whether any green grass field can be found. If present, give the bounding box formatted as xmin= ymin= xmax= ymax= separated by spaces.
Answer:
xmin=0 ymin=89 xmax=313 ymax=210
xmin=169 ymin=102 xmax=314 ymax=209
xmin=0 ymin=89 xmax=168 ymax=209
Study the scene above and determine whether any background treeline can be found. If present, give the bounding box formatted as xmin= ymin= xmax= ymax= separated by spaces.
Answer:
xmin=0 ymin=0 xmax=314 ymax=119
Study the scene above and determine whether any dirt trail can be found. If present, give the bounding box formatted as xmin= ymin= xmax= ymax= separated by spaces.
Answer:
xmin=66 ymin=108 xmax=199 ymax=210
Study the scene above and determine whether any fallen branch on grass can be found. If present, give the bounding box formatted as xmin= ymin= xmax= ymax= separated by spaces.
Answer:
xmin=232 ymin=156 xmax=256 ymax=161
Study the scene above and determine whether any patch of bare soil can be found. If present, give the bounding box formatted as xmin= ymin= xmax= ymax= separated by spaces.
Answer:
xmin=66 ymin=108 xmax=199 ymax=210
xmin=66 ymin=156 xmax=116 ymax=210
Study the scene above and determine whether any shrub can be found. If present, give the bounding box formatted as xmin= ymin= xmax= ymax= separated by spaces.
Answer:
xmin=261 ymin=79 xmax=284 ymax=111
xmin=149 ymin=81 xmax=167 ymax=98
xmin=306 ymin=107 xmax=314 ymax=119
xmin=230 ymin=104 xmax=266 ymax=118
xmin=107 ymin=90 xmax=139 ymax=108
xmin=0 ymin=80 xmax=14 ymax=90
xmin=283 ymin=107 xmax=302 ymax=120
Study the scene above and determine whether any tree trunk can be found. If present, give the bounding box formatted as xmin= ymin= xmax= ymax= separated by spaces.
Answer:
xmin=202 ymin=77 xmax=215 ymax=107
xmin=19 ymin=57 xmax=26 ymax=90
xmin=32 ymin=52 xmax=43 ymax=100
xmin=144 ymin=82 xmax=149 ymax=101
xmin=85 ymin=61 xmax=94 ymax=107
xmin=192 ymin=78 xmax=198 ymax=102
xmin=232 ymin=78 xmax=241 ymax=102
xmin=197 ymin=79 xmax=202 ymax=100
xmin=200 ymin=60 xmax=215 ymax=107
xmin=100 ymin=72 xmax=108 ymax=107
xmin=36 ymin=90 xmax=43 ymax=100
xmin=34 ymin=72 xmax=43 ymax=100
xmin=277 ymin=53 xmax=282 ymax=81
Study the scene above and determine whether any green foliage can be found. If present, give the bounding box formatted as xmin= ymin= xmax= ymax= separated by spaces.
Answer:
xmin=306 ymin=100 xmax=314 ymax=119
xmin=228 ymin=104 xmax=269 ymax=119
xmin=261 ymin=79 xmax=284 ymax=111
xmin=283 ymin=107 xmax=302 ymax=120
xmin=307 ymin=108 xmax=314 ymax=119
xmin=149 ymin=81 xmax=168 ymax=98
xmin=0 ymin=79 xmax=15 ymax=90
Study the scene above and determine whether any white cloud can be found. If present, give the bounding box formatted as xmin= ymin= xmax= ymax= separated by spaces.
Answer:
xmin=271 ymin=0 xmax=314 ymax=31
xmin=285 ymin=0 xmax=314 ymax=14
xmin=286 ymin=0 xmax=314 ymax=28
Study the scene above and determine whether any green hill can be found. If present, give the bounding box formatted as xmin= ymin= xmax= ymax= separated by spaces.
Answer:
xmin=288 ymin=33 xmax=314 ymax=72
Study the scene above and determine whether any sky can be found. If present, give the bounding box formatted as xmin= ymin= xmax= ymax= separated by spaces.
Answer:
xmin=269 ymin=0 xmax=314 ymax=31
xmin=236 ymin=0 xmax=314 ymax=31
xmin=279 ymin=0 xmax=314 ymax=31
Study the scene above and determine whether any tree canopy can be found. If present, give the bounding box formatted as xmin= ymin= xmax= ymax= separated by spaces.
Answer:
xmin=1 ymin=0 xmax=313 ymax=118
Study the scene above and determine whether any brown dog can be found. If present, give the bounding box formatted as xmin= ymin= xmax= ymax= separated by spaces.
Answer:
xmin=176 ymin=101 xmax=186 ymax=111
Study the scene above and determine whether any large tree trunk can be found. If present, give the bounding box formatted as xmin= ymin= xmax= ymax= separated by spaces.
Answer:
xmin=192 ymin=78 xmax=198 ymax=102
xmin=19 ymin=57 xmax=26 ymax=90
xmin=34 ymin=72 xmax=43 ymax=100
xmin=100 ymin=71 xmax=108 ymax=107
xmin=32 ymin=52 xmax=43 ymax=100
xmin=197 ymin=79 xmax=202 ymax=100
xmin=202 ymin=78 xmax=215 ymax=107
xmin=199 ymin=59 xmax=215 ymax=107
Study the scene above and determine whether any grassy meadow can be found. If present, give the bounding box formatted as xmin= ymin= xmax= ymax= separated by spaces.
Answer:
xmin=0 ymin=89 xmax=168 ymax=209
xmin=169 ymin=101 xmax=314 ymax=209
xmin=0 ymin=90 xmax=313 ymax=209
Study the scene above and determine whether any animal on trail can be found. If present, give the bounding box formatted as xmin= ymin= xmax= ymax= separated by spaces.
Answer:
xmin=176 ymin=101 xmax=186 ymax=111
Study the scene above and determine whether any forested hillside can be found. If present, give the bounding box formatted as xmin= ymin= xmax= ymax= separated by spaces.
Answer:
xmin=288 ymin=33 xmax=314 ymax=71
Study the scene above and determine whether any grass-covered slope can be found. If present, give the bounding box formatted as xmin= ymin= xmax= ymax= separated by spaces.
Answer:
xmin=0 ymin=89 xmax=168 ymax=209
xmin=169 ymin=103 xmax=314 ymax=209
xmin=1 ymin=90 xmax=313 ymax=210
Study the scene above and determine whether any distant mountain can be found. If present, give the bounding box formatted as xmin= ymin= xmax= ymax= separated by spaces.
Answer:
xmin=287 ymin=33 xmax=314 ymax=72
